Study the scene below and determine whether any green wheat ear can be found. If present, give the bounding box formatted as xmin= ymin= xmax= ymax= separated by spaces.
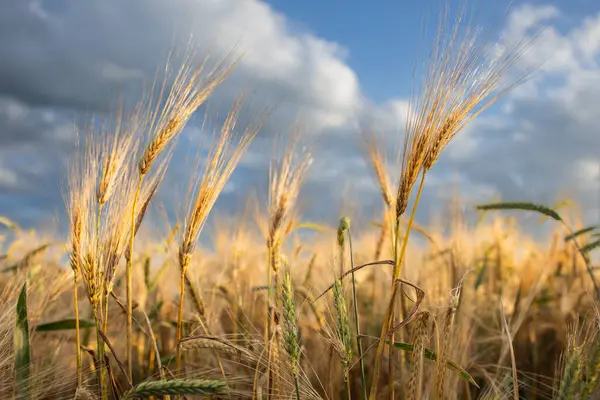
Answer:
xmin=337 ymin=216 xmax=350 ymax=247
xmin=122 ymin=379 xmax=228 ymax=398
xmin=281 ymin=270 xmax=300 ymax=374
xmin=557 ymin=347 xmax=583 ymax=399
xmin=333 ymin=279 xmax=353 ymax=367
xmin=281 ymin=269 xmax=301 ymax=400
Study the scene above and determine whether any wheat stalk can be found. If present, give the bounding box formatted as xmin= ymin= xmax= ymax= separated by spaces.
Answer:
xmin=176 ymin=96 xmax=264 ymax=376
xmin=264 ymin=129 xmax=312 ymax=398
xmin=125 ymin=50 xmax=238 ymax=378
xmin=368 ymin=5 xmax=532 ymax=397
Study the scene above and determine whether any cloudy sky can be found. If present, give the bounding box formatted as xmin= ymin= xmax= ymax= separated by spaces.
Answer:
xmin=1 ymin=0 xmax=599 ymax=236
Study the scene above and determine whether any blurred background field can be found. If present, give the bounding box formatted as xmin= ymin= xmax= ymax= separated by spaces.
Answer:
xmin=1 ymin=195 xmax=599 ymax=399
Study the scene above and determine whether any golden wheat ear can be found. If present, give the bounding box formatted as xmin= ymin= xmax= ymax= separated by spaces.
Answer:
xmin=359 ymin=124 xmax=394 ymax=210
xmin=176 ymin=95 xmax=266 ymax=376
xmin=138 ymin=50 xmax=239 ymax=177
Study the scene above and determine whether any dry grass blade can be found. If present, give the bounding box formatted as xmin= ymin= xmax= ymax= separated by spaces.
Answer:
xmin=313 ymin=260 xmax=395 ymax=302
xmin=295 ymin=286 xmax=325 ymax=330
xmin=97 ymin=329 xmax=132 ymax=388
xmin=387 ymin=278 xmax=425 ymax=335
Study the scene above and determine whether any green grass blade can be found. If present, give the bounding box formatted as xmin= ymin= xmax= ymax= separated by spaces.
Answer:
xmin=474 ymin=262 xmax=488 ymax=290
xmin=580 ymin=239 xmax=600 ymax=255
xmin=143 ymin=257 xmax=151 ymax=290
xmin=476 ymin=202 xmax=562 ymax=222
xmin=390 ymin=341 xmax=479 ymax=388
xmin=14 ymin=279 xmax=31 ymax=399
xmin=565 ymin=226 xmax=598 ymax=242
xmin=123 ymin=378 xmax=228 ymax=398
xmin=36 ymin=319 xmax=96 ymax=331
xmin=160 ymin=354 xmax=175 ymax=367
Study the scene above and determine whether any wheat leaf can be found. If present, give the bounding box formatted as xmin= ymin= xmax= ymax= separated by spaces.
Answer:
xmin=474 ymin=262 xmax=488 ymax=290
xmin=565 ymin=226 xmax=598 ymax=242
xmin=14 ymin=279 xmax=31 ymax=399
xmin=580 ymin=240 xmax=600 ymax=255
xmin=36 ymin=319 xmax=96 ymax=331
xmin=476 ymin=202 xmax=562 ymax=221
xmin=390 ymin=341 xmax=479 ymax=387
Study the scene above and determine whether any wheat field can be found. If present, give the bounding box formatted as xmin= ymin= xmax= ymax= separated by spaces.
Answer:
xmin=0 ymin=3 xmax=599 ymax=400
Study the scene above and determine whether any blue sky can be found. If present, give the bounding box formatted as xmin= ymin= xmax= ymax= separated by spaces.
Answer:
xmin=266 ymin=0 xmax=426 ymax=101
xmin=264 ymin=0 xmax=596 ymax=101
xmin=0 ymin=0 xmax=599 ymax=236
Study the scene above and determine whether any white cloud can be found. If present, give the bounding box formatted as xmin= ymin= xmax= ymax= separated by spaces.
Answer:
xmin=0 ymin=166 xmax=18 ymax=188
xmin=434 ymin=4 xmax=600 ymax=223
xmin=0 ymin=0 xmax=599 ymax=232
xmin=573 ymin=13 xmax=600 ymax=61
